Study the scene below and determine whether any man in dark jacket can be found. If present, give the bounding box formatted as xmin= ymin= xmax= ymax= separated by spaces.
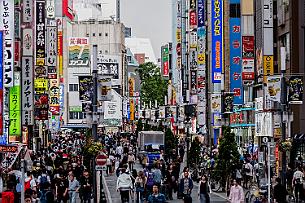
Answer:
xmin=273 ymin=177 xmax=288 ymax=203
xmin=179 ymin=171 xmax=193 ymax=203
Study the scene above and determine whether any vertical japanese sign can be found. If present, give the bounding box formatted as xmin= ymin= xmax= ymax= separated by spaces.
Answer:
xmin=35 ymin=0 xmax=46 ymax=66
xmin=0 ymin=32 xmax=3 ymax=138
xmin=176 ymin=0 xmax=182 ymax=70
xmin=242 ymin=36 xmax=255 ymax=83
xmin=197 ymin=0 xmax=204 ymax=27
xmin=161 ymin=45 xmax=169 ymax=77
xmin=49 ymin=79 xmax=60 ymax=115
xmin=22 ymin=0 xmax=33 ymax=23
xmin=46 ymin=26 xmax=57 ymax=78
xmin=129 ymin=99 xmax=135 ymax=121
xmin=22 ymin=28 xmax=33 ymax=56
xmin=211 ymin=0 xmax=223 ymax=83
xmin=46 ymin=0 xmax=55 ymax=18
xmin=9 ymin=72 xmax=21 ymax=140
xmin=22 ymin=57 xmax=34 ymax=125
xmin=230 ymin=18 xmax=243 ymax=104
xmin=263 ymin=0 xmax=273 ymax=83
xmin=0 ymin=0 xmax=15 ymax=87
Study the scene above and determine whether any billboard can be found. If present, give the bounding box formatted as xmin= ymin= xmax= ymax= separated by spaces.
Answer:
xmin=288 ymin=76 xmax=304 ymax=104
xmin=0 ymin=0 xmax=14 ymax=87
xmin=161 ymin=45 xmax=169 ymax=77
xmin=35 ymin=1 xmax=46 ymax=66
xmin=21 ymin=57 xmax=34 ymax=125
xmin=9 ymin=72 xmax=21 ymax=139
xmin=58 ymin=31 xmax=63 ymax=76
xmin=97 ymin=54 xmax=120 ymax=86
xmin=34 ymin=94 xmax=49 ymax=120
xmin=229 ymin=18 xmax=243 ymax=104
xmin=78 ymin=76 xmax=93 ymax=101
xmin=69 ymin=37 xmax=90 ymax=66
xmin=255 ymin=112 xmax=273 ymax=136
xmin=266 ymin=76 xmax=281 ymax=102
xmin=0 ymin=32 xmax=3 ymax=137
xmin=197 ymin=27 xmax=206 ymax=65
xmin=211 ymin=0 xmax=223 ymax=83
xmin=104 ymin=101 xmax=121 ymax=120
xmin=128 ymin=78 xmax=135 ymax=97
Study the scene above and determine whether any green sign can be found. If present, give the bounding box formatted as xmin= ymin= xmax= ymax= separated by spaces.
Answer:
xmin=69 ymin=106 xmax=82 ymax=112
xmin=162 ymin=46 xmax=169 ymax=62
xmin=9 ymin=73 xmax=21 ymax=137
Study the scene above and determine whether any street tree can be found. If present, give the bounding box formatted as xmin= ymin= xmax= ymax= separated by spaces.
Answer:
xmin=189 ymin=136 xmax=201 ymax=168
xmin=214 ymin=126 xmax=240 ymax=191
xmin=164 ymin=128 xmax=178 ymax=161
xmin=136 ymin=62 xmax=167 ymax=106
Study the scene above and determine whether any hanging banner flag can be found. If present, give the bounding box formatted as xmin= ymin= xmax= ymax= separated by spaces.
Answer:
xmin=211 ymin=94 xmax=221 ymax=113
xmin=0 ymin=0 xmax=15 ymax=87
xmin=23 ymin=0 xmax=34 ymax=23
xmin=22 ymin=57 xmax=34 ymax=125
xmin=224 ymin=93 xmax=234 ymax=113
xmin=211 ymin=0 xmax=223 ymax=83
xmin=9 ymin=72 xmax=21 ymax=140
xmin=197 ymin=0 xmax=204 ymax=27
xmin=35 ymin=1 xmax=46 ymax=66
xmin=229 ymin=18 xmax=243 ymax=104
xmin=266 ymin=76 xmax=281 ymax=102
xmin=288 ymin=76 xmax=304 ymax=104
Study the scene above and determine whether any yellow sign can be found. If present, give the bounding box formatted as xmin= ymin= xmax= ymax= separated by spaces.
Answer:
xmin=198 ymin=53 xmax=205 ymax=65
xmin=274 ymin=128 xmax=282 ymax=139
xmin=128 ymin=78 xmax=135 ymax=97
xmin=263 ymin=55 xmax=274 ymax=83
xmin=177 ymin=57 xmax=181 ymax=70
xmin=176 ymin=29 xmax=181 ymax=42
xmin=36 ymin=59 xmax=45 ymax=66
xmin=35 ymin=79 xmax=48 ymax=93
xmin=130 ymin=99 xmax=135 ymax=121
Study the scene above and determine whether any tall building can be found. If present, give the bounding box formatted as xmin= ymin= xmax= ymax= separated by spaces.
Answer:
xmin=64 ymin=19 xmax=126 ymax=126
xmin=125 ymin=38 xmax=157 ymax=64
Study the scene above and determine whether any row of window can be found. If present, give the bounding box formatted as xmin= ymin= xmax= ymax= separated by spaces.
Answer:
xmin=86 ymin=33 xmax=108 ymax=37
xmin=69 ymin=112 xmax=86 ymax=120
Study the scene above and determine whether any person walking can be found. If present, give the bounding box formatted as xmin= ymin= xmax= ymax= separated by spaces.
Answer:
xmin=198 ymin=175 xmax=210 ymax=203
xmin=147 ymin=184 xmax=166 ymax=203
xmin=273 ymin=177 xmax=288 ymax=203
xmin=165 ymin=164 xmax=176 ymax=200
xmin=179 ymin=171 xmax=194 ymax=203
xmin=293 ymin=166 xmax=304 ymax=202
xmin=243 ymin=160 xmax=253 ymax=189
xmin=117 ymin=167 xmax=133 ymax=203
xmin=134 ymin=171 xmax=147 ymax=203
xmin=228 ymin=179 xmax=244 ymax=203
xmin=128 ymin=152 xmax=135 ymax=171
xmin=80 ymin=171 xmax=92 ymax=203
xmin=55 ymin=174 xmax=68 ymax=203
xmin=68 ymin=173 xmax=80 ymax=203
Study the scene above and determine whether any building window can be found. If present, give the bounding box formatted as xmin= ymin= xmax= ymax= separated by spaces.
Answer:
xmin=127 ymin=56 xmax=132 ymax=62
xmin=92 ymin=33 xmax=96 ymax=37
xmin=99 ymin=33 xmax=102 ymax=36
xmin=105 ymin=33 xmax=108 ymax=37
xmin=230 ymin=3 xmax=240 ymax=18
xmin=69 ymin=84 xmax=78 ymax=91
xmin=105 ymin=50 xmax=108 ymax=54
xmin=86 ymin=33 xmax=89 ymax=37
xmin=69 ymin=112 xmax=85 ymax=119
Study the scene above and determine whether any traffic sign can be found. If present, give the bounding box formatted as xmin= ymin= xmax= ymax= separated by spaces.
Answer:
xmin=262 ymin=137 xmax=269 ymax=143
xmin=96 ymin=153 xmax=107 ymax=166
xmin=95 ymin=165 xmax=107 ymax=171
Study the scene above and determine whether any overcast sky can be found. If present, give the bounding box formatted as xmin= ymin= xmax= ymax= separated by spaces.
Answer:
xmin=120 ymin=0 xmax=172 ymax=58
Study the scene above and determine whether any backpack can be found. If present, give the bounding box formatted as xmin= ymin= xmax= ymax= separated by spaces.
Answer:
xmin=153 ymin=170 xmax=162 ymax=184
xmin=146 ymin=172 xmax=154 ymax=186
xmin=40 ymin=190 xmax=51 ymax=203
xmin=2 ymin=191 xmax=14 ymax=203
xmin=25 ymin=178 xmax=32 ymax=191
xmin=40 ymin=175 xmax=48 ymax=185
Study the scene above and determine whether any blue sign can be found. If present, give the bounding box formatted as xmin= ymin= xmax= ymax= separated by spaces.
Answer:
xmin=211 ymin=0 xmax=223 ymax=83
xmin=127 ymin=104 xmax=130 ymax=120
xmin=229 ymin=18 xmax=243 ymax=104
xmin=197 ymin=0 xmax=204 ymax=27
xmin=0 ymin=31 xmax=2 ymax=89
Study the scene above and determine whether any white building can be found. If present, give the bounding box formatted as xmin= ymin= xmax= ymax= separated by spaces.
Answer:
xmin=64 ymin=19 xmax=125 ymax=126
xmin=125 ymin=38 xmax=157 ymax=64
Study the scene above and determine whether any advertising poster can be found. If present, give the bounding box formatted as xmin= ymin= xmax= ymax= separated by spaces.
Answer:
xmin=21 ymin=57 xmax=34 ymax=125
xmin=288 ymin=76 xmax=304 ymax=104
xmin=211 ymin=0 xmax=223 ymax=83
xmin=212 ymin=113 xmax=222 ymax=127
xmin=23 ymin=0 xmax=33 ymax=23
xmin=104 ymin=101 xmax=121 ymax=120
xmin=0 ymin=0 xmax=14 ymax=87
xmin=189 ymin=31 xmax=197 ymax=48
xmin=255 ymin=112 xmax=273 ymax=136
xmin=9 ymin=72 xmax=21 ymax=140
xmin=78 ymin=76 xmax=93 ymax=101
xmin=189 ymin=48 xmax=197 ymax=70
xmin=159 ymin=106 xmax=166 ymax=119
xmin=211 ymin=93 xmax=221 ymax=113
xmin=34 ymin=94 xmax=49 ymax=120
xmin=267 ymin=76 xmax=281 ymax=102
xmin=0 ymin=31 xmax=3 ymax=137
xmin=229 ymin=18 xmax=243 ymax=104
xmin=69 ymin=37 xmax=90 ymax=66
xmin=35 ymin=1 xmax=46 ymax=66
xmin=189 ymin=10 xmax=197 ymax=28
xmin=22 ymin=28 xmax=33 ymax=56
xmin=97 ymin=54 xmax=120 ymax=80
xmin=197 ymin=27 xmax=206 ymax=65
xmin=224 ymin=93 xmax=234 ymax=113
xmin=46 ymin=26 xmax=57 ymax=72
xmin=242 ymin=36 xmax=255 ymax=58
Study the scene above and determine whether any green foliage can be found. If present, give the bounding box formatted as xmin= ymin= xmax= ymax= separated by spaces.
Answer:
xmin=189 ymin=136 xmax=201 ymax=168
xmin=214 ymin=126 xmax=240 ymax=186
xmin=144 ymin=121 xmax=151 ymax=131
xmin=164 ymin=128 xmax=178 ymax=157
xmin=136 ymin=62 xmax=167 ymax=106
xmin=83 ymin=129 xmax=104 ymax=169
xmin=136 ymin=119 xmax=143 ymax=137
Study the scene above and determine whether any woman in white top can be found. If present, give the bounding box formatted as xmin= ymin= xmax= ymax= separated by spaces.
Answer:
xmin=134 ymin=171 xmax=147 ymax=203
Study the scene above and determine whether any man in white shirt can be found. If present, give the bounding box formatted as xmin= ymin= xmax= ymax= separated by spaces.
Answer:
xmin=25 ymin=171 xmax=37 ymax=191
xmin=293 ymin=166 xmax=304 ymax=202
xmin=244 ymin=161 xmax=253 ymax=189
xmin=116 ymin=145 xmax=123 ymax=160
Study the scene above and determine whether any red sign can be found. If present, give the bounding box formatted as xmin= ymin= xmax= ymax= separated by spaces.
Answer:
xmin=0 ymin=145 xmax=18 ymax=153
xmin=50 ymin=106 xmax=60 ymax=115
xmin=163 ymin=61 xmax=169 ymax=77
xmin=96 ymin=153 xmax=107 ymax=166
xmin=0 ymin=89 xmax=2 ymax=135
xmin=189 ymin=10 xmax=197 ymax=26
xmin=242 ymin=72 xmax=255 ymax=80
xmin=242 ymin=36 xmax=255 ymax=58
xmin=62 ymin=0 xmax=74 ymax=21
xmin=14 ymin=41 xmax=20 ymax=66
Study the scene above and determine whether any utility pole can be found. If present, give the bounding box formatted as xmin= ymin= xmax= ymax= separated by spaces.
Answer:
xmin=280 ymin=47 xmax=287 ymax=187
xmin=92 ymin=44 xmax=98 ymax=202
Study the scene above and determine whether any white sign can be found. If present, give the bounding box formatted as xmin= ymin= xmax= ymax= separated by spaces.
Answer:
xmin=46 ymin=26 xmax=57 ymax=66
xmin=242 ymin=58 xmax=255 ymax=72
xmin=267 ymin=76 xmax=281 ymax=102
xmin=23 ymin=0 xmax=33 ymax=23
xmin=0 ymin=0 xmax=14 ymax=87
xmin=22 ymin=57 xmax=34 ymax=125
xmin=95 ymin=165 xmax=107 ymax=171
xmin=46 ymin=0 xmax=55 ymax=18
xmin=104 ymin=101 xmax=121 ymax=120
xmin=255 ymin=112 xmax=273 ymax=136
xmin=22 ymin=29 xmax=33 ymax=56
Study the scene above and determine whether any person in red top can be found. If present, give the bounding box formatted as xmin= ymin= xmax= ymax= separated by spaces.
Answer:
xmin=2 ymin=182 xmax=15 ymax=203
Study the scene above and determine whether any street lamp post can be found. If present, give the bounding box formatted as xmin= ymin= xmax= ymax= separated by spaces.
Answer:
xmin=185 ymin=120 xmax=191 ymax=167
